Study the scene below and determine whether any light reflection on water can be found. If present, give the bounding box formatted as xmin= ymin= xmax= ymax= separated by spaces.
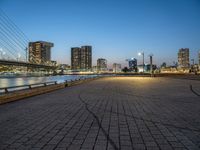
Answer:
xmin=0 ymin=75 xmax=98 ymax=88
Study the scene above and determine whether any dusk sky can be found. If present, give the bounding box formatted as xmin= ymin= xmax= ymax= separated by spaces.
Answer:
xmin=1 ymin=0 xmax=200 ymax=67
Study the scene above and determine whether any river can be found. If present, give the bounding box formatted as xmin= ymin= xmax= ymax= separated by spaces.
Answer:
xmin=0 ymin=75 xmax=99 ymax=88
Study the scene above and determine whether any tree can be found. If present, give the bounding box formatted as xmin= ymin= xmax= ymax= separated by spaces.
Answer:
xmin=161 ymin=62 xmax=166 ymax=68
xmin=122 ymin=67 xmax=129 ymax=73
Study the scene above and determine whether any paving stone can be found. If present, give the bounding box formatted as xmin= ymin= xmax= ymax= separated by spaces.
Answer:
xmin=0 ymin=77 xmax=200 ymax=150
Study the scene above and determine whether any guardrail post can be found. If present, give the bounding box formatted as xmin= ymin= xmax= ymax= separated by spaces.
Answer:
xmin=44 ymin=83 xmax=47 ymax=87
xmin=29 ymin=85 xmax=32 ymax=89
xmin=65 ymin=80 xmax=68 ymax=87
xmin=54 ymin=81 xmax=57 ymax=85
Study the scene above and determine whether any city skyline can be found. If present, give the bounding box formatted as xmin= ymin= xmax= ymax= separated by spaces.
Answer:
xmin=1 ymin=0 xmax=200 ymax=67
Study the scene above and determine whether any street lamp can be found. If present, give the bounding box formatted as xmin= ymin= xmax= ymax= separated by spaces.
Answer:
xmin=0 ymin=48 xmax=3 ymax=59
xmin=138 ymin=52 xmax=144 ymax=73
xmin=17 ymin=53 xmax=21 ymax=61
xmin=0 ymin=49 xmax=6 ymax=60
xmin=149 ymin=54 xmax=153 ymax=76
xmin=25 ymin=47 xmax=28 ymax=62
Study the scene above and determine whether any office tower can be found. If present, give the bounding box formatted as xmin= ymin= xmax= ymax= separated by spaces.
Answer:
xmin=29 ymin=41 xmax=53 ymax=64
xmin=178 ymin=48 xmax=190 ymax=68
xmin=97 ymin=58 xmax=107 ymax=72
xmin=71 ymin=46 xmax=92 ymax=71
xmin=113 ymin=63 xmax=121 ymax=73
xmin=128 ymin=58 xmax=137 ymax=71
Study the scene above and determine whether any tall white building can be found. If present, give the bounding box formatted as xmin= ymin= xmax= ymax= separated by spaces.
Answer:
xmin=113 ymin=63 xmax=121 ymax=73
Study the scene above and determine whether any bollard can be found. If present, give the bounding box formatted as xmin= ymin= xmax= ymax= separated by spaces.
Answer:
xmin=29 ymin=85 xmax=32 ymax=89
xmin=44 ymin=83 xmax=47 ymax=87
xmin=55 ymin=81 xmax=57 ymax=85
xmin=65 ymin=80 xmax=68 ymax=87
xmin=5 ymin=88 xmax=8 ymax=93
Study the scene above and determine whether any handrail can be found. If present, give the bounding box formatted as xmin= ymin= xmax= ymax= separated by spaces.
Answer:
xmin=0 ymin=76 xmax=99 ymax=94
xmin=0 ymin=81 xmax=57 ymax=94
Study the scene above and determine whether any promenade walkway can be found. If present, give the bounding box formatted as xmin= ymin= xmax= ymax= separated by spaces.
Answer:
xmin=0 ymin=77 xmax=200 ymax=150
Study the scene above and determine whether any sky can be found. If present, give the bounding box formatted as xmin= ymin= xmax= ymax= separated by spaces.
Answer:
xmin=1 ymin=0 xmax=200 ymax=67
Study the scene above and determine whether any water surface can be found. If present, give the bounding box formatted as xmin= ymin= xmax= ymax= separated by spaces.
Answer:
xmin=0 ymin=75 xmax=98 ymax=88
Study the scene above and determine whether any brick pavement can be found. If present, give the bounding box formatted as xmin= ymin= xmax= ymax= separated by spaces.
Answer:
xmin=0 ymin=77 xmax=200 ymax=150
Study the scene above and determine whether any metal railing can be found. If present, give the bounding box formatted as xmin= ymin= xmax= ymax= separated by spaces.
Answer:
xmin=0 ymin=81 xmax=57 ymax=94
xmin=0 ymin=75 xmax=100 ymax=94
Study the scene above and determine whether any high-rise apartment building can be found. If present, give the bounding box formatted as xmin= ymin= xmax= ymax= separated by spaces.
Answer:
xmin=71 ymin=47 xmax=81 ymax=70
xmin=178 ymin=48 xmax=190 ymax=68
xmin=97 ymin=58 xmax=107 ymax=72
xmin=71 ymin=46 xmax=92 ymax=71
xmin=29 ymin=41 xmax=53 ymax=64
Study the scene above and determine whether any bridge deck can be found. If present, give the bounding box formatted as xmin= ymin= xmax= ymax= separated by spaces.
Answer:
xmin=0 ymin=77 xmax=200 ymax=150
xmin=0 ymin=59 xmax=56 ymax=69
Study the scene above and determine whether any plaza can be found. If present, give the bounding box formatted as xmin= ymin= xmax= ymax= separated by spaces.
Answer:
xmin=0 ymin=77 xmax=200 ymax=150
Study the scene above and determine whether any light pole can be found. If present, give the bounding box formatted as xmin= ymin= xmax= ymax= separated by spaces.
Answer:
xmin=149 ymin=54 xmax=153 ymax=76
xmin=3 ymin=52 xmax=6 ymax=58
xmin=17 ymin=53 xmax=21 ymax=61
xmin=0 ymin=48 xmax=2 ymax=59
xmin=138 ymin=52 xmax=144 ymax=73
xmin=0 ymin=49 xmax=6 ymax=60
xmin=25 ymin=47 xmax=28 ymax=62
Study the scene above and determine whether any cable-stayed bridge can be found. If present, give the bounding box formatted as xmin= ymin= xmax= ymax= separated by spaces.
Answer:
xmin=0 ymin=9 xmax=56 ymax=70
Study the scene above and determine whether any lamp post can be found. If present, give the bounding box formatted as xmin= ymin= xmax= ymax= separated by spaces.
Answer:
xmin=0 ymin=48 xmax=2 ymax=59
xmin=17 ymin=53 xmax=21 ymax=61
xmin=138 ymin=52 xmax=144 ymax=73
xmin=149 ymin=54 xmax=153 ymax=76
xmin=0 ymin=49 xmax=6 ymax=60
xmin=25 ymin=47 xmax=28 ymax=62
xmin=3 ymin=52 xmax=6 ymax=59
